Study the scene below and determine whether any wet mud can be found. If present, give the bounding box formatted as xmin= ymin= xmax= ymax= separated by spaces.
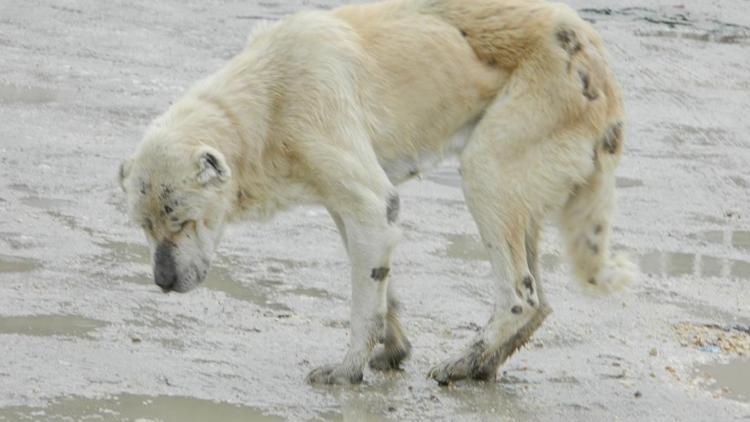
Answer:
xmin=0 ymin=0 xmax=749 ymax=420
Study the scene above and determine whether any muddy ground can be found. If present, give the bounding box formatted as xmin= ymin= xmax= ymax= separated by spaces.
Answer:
xmin=0 ymin=0 xmax=749 ymax=420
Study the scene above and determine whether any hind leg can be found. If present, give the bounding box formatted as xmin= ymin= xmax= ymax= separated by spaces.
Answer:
xmin=427 ymin=175 xmax=550 ymax=383
xmin=559 ymin=167 xmax=636 ymax=292
xmin=427 ymin=130 xmax=565 ymax=383
xmin=428 ymin=207 xmax=553 ymax=385
xmin=427 ymin=71 xmax=589 ymax=384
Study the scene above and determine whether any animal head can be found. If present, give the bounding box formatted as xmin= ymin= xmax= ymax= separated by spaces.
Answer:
xmin=119 ymin=126 xmax=235 ymax=293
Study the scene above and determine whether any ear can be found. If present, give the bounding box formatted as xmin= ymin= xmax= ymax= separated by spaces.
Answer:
xmin=196 ymin=145 xmax=231 ymax=186
xmin=118 ymin=158 xmax=133 ymax=192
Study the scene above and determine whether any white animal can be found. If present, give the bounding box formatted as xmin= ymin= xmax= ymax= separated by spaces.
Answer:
xmin=120 ymin=0 xmax=636 ymax=385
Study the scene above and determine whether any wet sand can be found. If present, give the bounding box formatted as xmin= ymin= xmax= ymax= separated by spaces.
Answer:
xmin=0 ymin=0 xmax=749 ymax=420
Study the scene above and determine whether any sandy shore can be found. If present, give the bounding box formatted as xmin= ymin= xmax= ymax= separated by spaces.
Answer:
xmin=0 ymin=0 xmax=748 ymax=420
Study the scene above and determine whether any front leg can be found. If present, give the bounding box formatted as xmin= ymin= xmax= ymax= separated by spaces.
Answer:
xmin=307 ymin=212 xmax=401 ymax=385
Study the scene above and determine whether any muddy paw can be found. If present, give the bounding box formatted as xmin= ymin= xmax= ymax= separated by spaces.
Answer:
xmin=369 ymin=350 xmax=406 ymax=371
xmin=306 ymin=364 xmax=363 ymax=385
xmin=369 ymin=341 xmax=412 ymax=371
xmin=427 ymin=357 xmax=471 ymax=386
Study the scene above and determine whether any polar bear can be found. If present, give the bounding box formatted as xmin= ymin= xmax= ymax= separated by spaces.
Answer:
xmin=119 ymin=0 xmax=636 ymax=385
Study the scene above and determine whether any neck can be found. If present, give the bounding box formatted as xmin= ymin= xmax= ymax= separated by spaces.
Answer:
xmin=185 ymin=58 xmax=286 ymax=222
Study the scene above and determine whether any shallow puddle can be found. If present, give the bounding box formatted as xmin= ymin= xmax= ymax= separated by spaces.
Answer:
xmin=443 ymin=230 xmax=750 ymax=280
xmin=733 ymin=231 xmax=750 ymax=251
xmin=444 ymin=233 xmax=488 ymax=261
xmin=426 ymin=169 xmax=644 ymax=192
xmin=0 ymin=315 xmax=105 ymax=337
xmin=616 ymin=177 xmax=645 ymax=188
xmin=427 ymin=168 xmax=462 ymax=188
xmin=93 ymin=239 xmax=290 ymax=310
xmin=204 ymin=264 xmax=291 ymax=311
xmin=0 ymin=254 xmax=41 ymax=273
xmin=284 ymin=286 xmax=333 ymax=299
xmin=442 ymin=233 xmax=560 ymax=271
xmin=640 ymin=251 xmax=750 ymax=280
xmin=0 ymin=394 xmax=281 ymax=422
xmin=0 ymin=83 xmax=56 ymax=104
xmin=20 ymin=196 xmax=75 ymax=210
xmin=697 ymin=359 xmax=750 ymax=402
xmin=691 ymin=229 xmax=750 ymax=251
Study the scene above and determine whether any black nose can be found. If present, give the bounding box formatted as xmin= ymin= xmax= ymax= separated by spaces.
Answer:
xmin=154 ymin=242 xmax=178 ymax=292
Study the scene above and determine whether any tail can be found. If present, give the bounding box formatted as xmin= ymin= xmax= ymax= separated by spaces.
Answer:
xmin=559 ymin=123 xmax=638 ymax=294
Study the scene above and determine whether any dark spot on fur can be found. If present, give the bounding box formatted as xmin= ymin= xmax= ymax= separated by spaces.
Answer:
xmin=460 ymin=29 xmax=468 ymax=37
xmin=578 ymin=70 xmax=599 ymax=100
xmin=371 ymin=267 xmax=390 ymax=281
xmin=160 ymin=185 xmax=173 ymax=199
xmin=589 ymin=277 xmax=597 ymax=285
xmin=522 ymin=276 xmax=534 ymax=294
xmin=602 ymin=122 xmax=624 ymax=154
xmin=590 ymin=243 xmax=599 ymax=254
xmin=349 ymin=371 xmax=364 ymax=383
xmin=387 ymin=193 xmax=400 ymax=224
xmin=527 ymin=298 xmax=537 ymax=307
xmin=511 ymin=305 xmax=523 ymax=314
xmin=485 ymin=242 xmax=494 ymax=250
xmin=557 ymin=29 xmax=582 ymax=55
xmin=595 ymin=224 xmax=603 ymax=234
xmin=164 ymin=205 xmax=173 ymax=214
xmin=579 ymin=70 xmax=589 ymax=88
xmin=139 ymin=182 xmax=149 ymax=195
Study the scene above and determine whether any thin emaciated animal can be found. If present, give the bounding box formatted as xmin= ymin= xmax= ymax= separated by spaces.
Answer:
xmin=119 ymin=0 xmax=637 ymax=385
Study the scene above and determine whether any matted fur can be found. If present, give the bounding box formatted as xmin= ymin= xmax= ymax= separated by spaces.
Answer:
xmin=120 ymin=0 xmax=637 ymax=385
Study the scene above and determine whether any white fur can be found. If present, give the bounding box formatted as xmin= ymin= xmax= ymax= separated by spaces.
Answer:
xmin=121 ymin=0 xmax=636 ymax=385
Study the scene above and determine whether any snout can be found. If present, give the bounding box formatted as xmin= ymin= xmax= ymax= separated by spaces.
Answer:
xmin=153 ymin=242 xmax=208 ymax=293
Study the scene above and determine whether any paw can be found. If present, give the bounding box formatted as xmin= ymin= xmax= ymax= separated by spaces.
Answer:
xmin=369 ymin=340 xmax=412 ymax=371
xmin=306 ymin=364 xmax=363 ymax=385
xmin=369 ymin=349 xmax=408 ymax=371
xmin=369 ymin=352 xmax=404 ymax=371
xmin=588 ymin=253 xmax=638 ymax=294
xmin=428 ymin=344 xmax=498 ymax=385
xmin=427 ymin=356 xmax=472 ymax=386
